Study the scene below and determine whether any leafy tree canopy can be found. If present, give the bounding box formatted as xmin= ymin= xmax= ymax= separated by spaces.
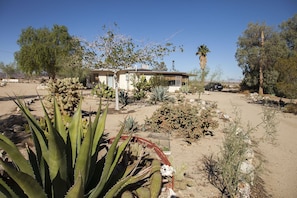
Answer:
xmin=15 ymin=25 xmax=81 ymax=79
xmin=235 ymin=22 xmax=289 ymax=93
xmin=87 ymin=24 xmax=183 ymax=71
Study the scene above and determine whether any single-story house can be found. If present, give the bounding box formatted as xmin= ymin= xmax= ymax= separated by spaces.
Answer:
xmin=88 ymin=67 xmax=191 ymax=92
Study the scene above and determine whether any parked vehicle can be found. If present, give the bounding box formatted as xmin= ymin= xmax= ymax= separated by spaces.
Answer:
xmin=204 ymin=82 xmax=223 ymax=91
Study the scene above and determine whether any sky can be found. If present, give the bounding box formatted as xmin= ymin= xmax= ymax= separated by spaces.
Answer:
xmin=0 ymin=0 xmax=296 ymax=81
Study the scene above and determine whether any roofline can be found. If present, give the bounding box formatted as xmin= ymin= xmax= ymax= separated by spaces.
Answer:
xmin=90 ymin=68 xmax=192 ymax=76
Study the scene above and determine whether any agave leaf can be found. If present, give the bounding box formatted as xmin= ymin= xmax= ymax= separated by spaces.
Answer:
xmin=65 ymin=173 xmax=84 ymax=198
xmin=88 ymin=127 xmax=125 ymax=197
xmin=45 ymin=99 xmax=68 ymax=181
xmin=108 ymin=134 xmax=132 ymax=178
xmin=68 ymin=101 xmax=83 ymax=166
xmin=26 ymin=145 xmax=43 ymax=187
xmin=0 ymin=159 xmax=47 ymax=198
xmin=0 ymin=134 xmax=34 ymax=176
xmin=14 ymin=98 xmax=49 ymax=162
xmin=91 ymin=103 xmax=106 ymax=155
xmin=104 ymin=166 xmax=151 ymax=198
xmin=74 ymin=117 xmax=93 ymax=185
xmin=53 ymin=98 xmax=67 ymax=142
xmin=0 ymin=178 xmax=19 ymax=198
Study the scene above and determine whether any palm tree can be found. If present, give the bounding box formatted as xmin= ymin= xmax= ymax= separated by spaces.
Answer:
xmin=196 ymin=44 xmax=210 ymax=70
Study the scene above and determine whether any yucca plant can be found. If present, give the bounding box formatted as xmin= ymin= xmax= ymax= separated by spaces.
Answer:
xmin=0 ymin=98 xmax=163 ymax=197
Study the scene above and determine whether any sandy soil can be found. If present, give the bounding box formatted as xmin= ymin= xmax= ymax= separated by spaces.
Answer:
xmin=0 ymin=82 xmax=297 ymax=197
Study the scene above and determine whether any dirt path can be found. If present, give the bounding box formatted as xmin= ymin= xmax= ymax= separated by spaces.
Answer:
xmin=200 ymin=91 xmax=297 ymax=198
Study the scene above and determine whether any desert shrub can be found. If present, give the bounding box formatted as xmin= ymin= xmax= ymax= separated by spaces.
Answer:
xmin=120 ymin=116 xmax=139 ymax=133
xmin=119 ymin=89 xmax=129 ymax=106
xmin=179 ymin=85 xmax=190 ymax=94
xmin=204 ymin=106 xmax=278 ymax=197
xmin=150 ymin=86 xmax=174 ymax=103
xmin=131 ymin=75 xmax=151 ymax=100
xmin=145 ymin=102 xmax=218 ymax=142
xmin=91 ymin=82 xmax=115 ymax=99
xmin=283 ymin=103 xmax=297 ymax=114
xmin=45 ymin=77 xmax=84 ymax=117
xmin=0 ymin=98 xmax=165 ymax=197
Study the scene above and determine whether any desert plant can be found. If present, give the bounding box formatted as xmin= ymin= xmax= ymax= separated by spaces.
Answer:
xmin=91 ymin=83 xmax=115 ymax=99
xmin=150 ymin=86 xmax=170 ymax=102
xmin=150 ymin=86 xmax=172 ymax=103
xmin=45 ymin=77 xmax=84 ymax=117
xmin=119 ymin=89 xmax=129 ymax=107
xmin=204 ymin=106 xmax=278 ymax=197
xmin=146 ymin=102 xmax=218 ymax=142
xmin=120 ymin=116 xmax=139 ymax=133
xmin=179 ymin=85 xmax=190 ymax=94
xmin=0 ymin=98 xmax=164 ymax=197
xmin=131 ymin=75 xmax=151 ymax=100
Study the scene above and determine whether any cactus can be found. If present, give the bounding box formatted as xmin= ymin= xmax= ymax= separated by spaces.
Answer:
xmin=45 ymin=77 xmax=84 ymax=118
xmin=91 ymin=83 xmax=115 ymax=99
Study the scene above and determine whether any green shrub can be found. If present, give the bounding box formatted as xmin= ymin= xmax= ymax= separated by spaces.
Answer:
xmin=91 ymin=83 xmax=115 ymax=99
xmin=0 ymin=98 xmax=163 ymax=197
xmin=146 ymin=102 xmax=218 ymax=142
xmin=179 ymin=85 xmax=190 ymax=94
xmin=131 ymin=75 xmax=151 ymax=100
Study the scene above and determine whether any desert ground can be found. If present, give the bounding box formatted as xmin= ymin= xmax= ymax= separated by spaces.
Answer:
xmin=0 ymin=82 xmax=297 ymax=197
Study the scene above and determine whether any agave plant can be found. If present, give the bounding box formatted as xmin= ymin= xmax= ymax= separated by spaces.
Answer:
xmin=0 ymin=98 xmax=164 ymax=197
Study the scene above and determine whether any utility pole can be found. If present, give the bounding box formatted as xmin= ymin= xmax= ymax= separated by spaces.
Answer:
xmin=259 ymin=30 xmax=264 ymax=95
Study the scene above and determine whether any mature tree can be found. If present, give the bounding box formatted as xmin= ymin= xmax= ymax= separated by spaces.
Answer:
xmin=235 ymin=23 xmax=288 ymax=94
xmin=58 ymin=37 xmax=91 ymax=82
xmin=88 ymin=25 xmax=180 ymax=110
xmin=195 ymin=44 xmax=210 ymax=95
xmin=279 ymin=14 xmax=297 ymax=55
xmin=275 ymin=54 xmax=297 ymax=99
xmin=15 ymin=25 xmax=78 ymax=79
xmin=196 ymin=44 xmax=210 ymax=70
xmin=151 ymin=61 xmax=167 ymax=71
xmin=0 ymin=62 xmax=18 ymax=78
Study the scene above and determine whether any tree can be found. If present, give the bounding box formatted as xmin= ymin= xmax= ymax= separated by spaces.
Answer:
xmin=58 ymin=37 xmax=91 ymax=82
xmin=87 ymin=25 xmax=181 ymax=110
xmin=196 ymin=44 xmax=210 ymax=71
xmin=275 ymin=54 xmax=297 ymax=99
xmin=15 ymin=25 xmax=79 ymax=79
xmin=151 ymin=61 xmax=167 ymax=71
xmin=195 ymin=44 xmax=210 ymax=97
xmin=235 ymin=23 xmax=287 ymax=94
xmin=279 ymin=14 xmax=297 ymax=55
xmin=0 ymin=62 xmax=18 ymax=78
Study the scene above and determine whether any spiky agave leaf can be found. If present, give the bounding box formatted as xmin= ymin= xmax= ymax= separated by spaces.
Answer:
xmin=65 ymin=174 xmax=84 ymax=198
xmin=0 ymin=160 xmax=47 ymax=198
xmin=88 ymin=126 xmax=127 ymax=197
xmin=0 ymin=134 xmax=33 ymax=176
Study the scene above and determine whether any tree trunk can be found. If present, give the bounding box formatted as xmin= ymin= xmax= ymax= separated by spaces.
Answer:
xmin=259 ymin=31 xmax=264 ymax=95
xmin=114 ymin=71 xmax=119 ymax=111
xmin=259 ymin=64 xmax=264 ymax=95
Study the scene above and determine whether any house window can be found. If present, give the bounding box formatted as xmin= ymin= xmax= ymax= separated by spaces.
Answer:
xmin=175 ymin=76 xmax=181 ymax=86
xmin=167 ymin=76 xmax=181 ymax=86
xmin=107 ymin=75 xmax=114 ymax=88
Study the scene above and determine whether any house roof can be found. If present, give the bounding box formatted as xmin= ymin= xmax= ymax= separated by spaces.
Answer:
xmin=91 ymin=68 xmax=192 ymax=77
